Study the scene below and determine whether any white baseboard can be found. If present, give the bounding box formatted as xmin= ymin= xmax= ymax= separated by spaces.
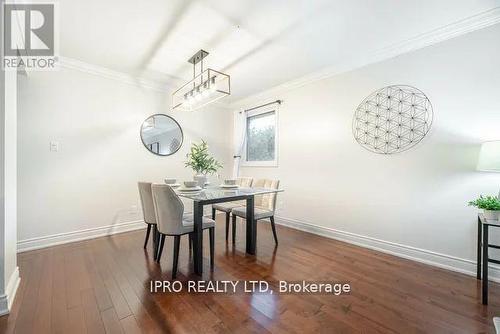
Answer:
xmin=15 ymin=216 xmax=497 ymax=283
xmin=0 ymin=267 xmax=21 ymax=316
xmin=275 ymin=216 xmax=500 ymax=282
xmin=17 ymin=220 xmax=146 ymax=253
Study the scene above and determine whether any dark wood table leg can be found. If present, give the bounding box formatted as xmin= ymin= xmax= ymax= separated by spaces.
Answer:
xmin=245 ymin=195 xmax=256 ymax=254
xmin=482 ymin=224 xmax=488 ymax=305
xmin=477 ymin=216 xmax=482 ymax=279
xmin=193 ymin=201 xmax=203 ymax=275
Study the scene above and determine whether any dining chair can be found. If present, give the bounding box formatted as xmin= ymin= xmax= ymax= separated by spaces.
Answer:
xmin=231 ymin=179 xmax=280 ymax=245
xmin=212 ymin=177 xmax=253 ymax=241
xmin=138 ymin=182 xmax=160 ymax=258
xmin=151 ymin=184 xmax=215 ymax=278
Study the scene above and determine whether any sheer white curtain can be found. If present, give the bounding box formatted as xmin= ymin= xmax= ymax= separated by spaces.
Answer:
xmin=232 ymin=110 xmax=247 ymax=178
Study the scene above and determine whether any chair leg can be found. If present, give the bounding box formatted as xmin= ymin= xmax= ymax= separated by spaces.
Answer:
xmin=225 ymin=212 xmax=230 ymax=242
xmin=153 ymin=226 xmax=159 ymax=260
xmin=270 ymin=216 xmax=278 ymax=245
xmin=232 ymin=214 xmax=237 ymax=244
xmin=144 ymin=224 xmax=152 ymax=249
xmin=156 ymin=234 xmax=166 ymax=263
xmin=189 ymin=233 xmax=193 ymax=252
xmin=172 ymin=236 xmax=181 ymax=279
xmin=254 ymin=219 xmax=258 ymax=247
xmin=212 ymin=207 xmax=216 ymax=220
xmin=209 ymin=227 xmax=215 ymax=269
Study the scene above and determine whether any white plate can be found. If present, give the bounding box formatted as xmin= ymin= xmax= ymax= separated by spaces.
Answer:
xmin=178 ymin=186 xmax=202 ymax=192
xmin=220 ymin=184 xmax=238 ymax=189
xmin=166 ymin=183 xmax=180 ymax=188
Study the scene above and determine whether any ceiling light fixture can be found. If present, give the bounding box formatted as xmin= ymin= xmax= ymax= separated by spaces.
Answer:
xmin=172 ymin=49 xmax=230 ymax=111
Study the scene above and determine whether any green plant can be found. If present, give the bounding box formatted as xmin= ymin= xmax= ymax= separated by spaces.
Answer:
xmin=468 ymin=195 xmax=500 ymax=210
xmin=185 ymin=140 xmax=222 ymax=175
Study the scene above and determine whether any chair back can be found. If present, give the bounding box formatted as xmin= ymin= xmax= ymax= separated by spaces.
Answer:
xmin=151 ymin=184 xmax=185 ymax=235
xmin=253 ymin=179 xmax=280 ymax=211
xmin=237 ymin=177 xmax=253 ymax=187
xmin=138 ymin=182 xmax=156 ymax=225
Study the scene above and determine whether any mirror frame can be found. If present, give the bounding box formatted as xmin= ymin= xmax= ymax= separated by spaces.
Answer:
xmin=140 ymin=114 xmax=184 ymax=156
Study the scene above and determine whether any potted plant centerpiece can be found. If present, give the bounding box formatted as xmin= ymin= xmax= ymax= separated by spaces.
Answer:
xmin=468 ymin=195 xmax=500 ymax=221
xmin=185 ymin=140 xmax=222 ymax=188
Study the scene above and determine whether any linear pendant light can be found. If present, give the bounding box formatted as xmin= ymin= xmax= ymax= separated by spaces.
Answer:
xmin=172 ymin=49 xmax=230 ymax=111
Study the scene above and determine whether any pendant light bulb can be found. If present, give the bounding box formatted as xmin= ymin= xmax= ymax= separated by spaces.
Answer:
xmin=209 ymin=76 xmax=217 ymax=93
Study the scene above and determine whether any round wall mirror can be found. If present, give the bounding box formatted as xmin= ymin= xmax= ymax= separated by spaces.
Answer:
xmin=140 ymin=114 xmax=183 ymax=156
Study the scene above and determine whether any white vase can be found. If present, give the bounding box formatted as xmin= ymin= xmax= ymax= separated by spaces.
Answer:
xmin=484 ymin=210 xmax=500 ymax=221
xmin=194 ymin=174 xmax=207 ymax=188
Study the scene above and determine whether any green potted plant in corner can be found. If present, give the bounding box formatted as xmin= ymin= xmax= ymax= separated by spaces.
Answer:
xmin=185 ymin=140 xmax=222 ymax=188
xmin=468 ymin=195 xmax=500 ymax=221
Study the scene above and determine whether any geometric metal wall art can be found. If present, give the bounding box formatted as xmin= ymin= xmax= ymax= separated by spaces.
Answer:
xmin=352 ymin=85 xmax=433 ymax=154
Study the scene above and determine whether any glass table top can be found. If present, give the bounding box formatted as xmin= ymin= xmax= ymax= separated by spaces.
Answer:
xmin=175 ymin=185 xmax=283 ymax=201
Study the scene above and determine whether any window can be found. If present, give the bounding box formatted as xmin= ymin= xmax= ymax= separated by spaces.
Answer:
xmin=243 ymin=109 xmax=278 ymax=166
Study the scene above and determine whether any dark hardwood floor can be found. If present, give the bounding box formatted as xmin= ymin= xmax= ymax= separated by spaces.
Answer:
xmin=1 ymin=216 xmax=499 ymax=333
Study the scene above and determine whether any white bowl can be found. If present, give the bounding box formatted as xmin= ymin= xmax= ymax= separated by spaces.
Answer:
xmin=224 ymin=179 xmax=237 ymax=186
xmin=165 ymin=178 xmax=177 ymax=185
xmin=184 ymin=181 xmax=198 ymax=188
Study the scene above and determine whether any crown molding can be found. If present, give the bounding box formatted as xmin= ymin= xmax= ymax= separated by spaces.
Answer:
xmin=230 ymin=7 xmax=500 ymax=108
xmin=56 ymin=57 xmax=235 ymax=110
xmin=57 ymin=56 xmax=170 ymax=92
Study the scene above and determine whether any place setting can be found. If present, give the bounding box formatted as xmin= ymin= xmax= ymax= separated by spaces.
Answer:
xmin=176 ymin=180 xmax=203 ymax=192
xmin=164 ymin=178 xmax=180 ymax=188
xmin=219 ymin=179 xmax=239 ymax=189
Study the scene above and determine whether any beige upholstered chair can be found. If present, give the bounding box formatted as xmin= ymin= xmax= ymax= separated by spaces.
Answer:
xmin=138 ymin=182 xmax=160 ymax=257
xmin=231 ymin=179 xmax=280 ymax=245
xmin=212 ymin=177 xmax=253 ymax=241
xmin=494 ymin=317 xmax=500 ymax=334
xmin=151 ymin=184 xmax=215 ymax=278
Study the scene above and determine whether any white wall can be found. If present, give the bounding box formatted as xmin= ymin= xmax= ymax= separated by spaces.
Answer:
xmin=236 ymin=23 xmax=500 ymax=278
xmin=4 ymin=69 xmax=18 ymax=307
xmin=0 ymin=1 xmax=20 ymax=314
xmin=0 ymin=67 xmax=20 ymax=315
xmin=0 ymin=61 xmax=4 ymax=312
xmin=17 ymin=66 xmax=232 ymax=250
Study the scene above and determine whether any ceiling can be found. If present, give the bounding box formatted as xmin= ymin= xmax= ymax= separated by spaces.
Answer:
xmin=52 ymin=0 xmax=500 ymax=101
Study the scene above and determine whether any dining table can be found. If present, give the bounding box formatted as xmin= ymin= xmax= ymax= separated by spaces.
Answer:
xmin=176 ymin=185 xmax=284 ymax=275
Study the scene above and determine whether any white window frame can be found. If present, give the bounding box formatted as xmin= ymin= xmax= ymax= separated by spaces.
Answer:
xmin=241 ymin=105 xmax=279 ymax=167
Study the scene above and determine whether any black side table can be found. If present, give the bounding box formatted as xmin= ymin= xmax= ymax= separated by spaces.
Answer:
xmin=477 ymin=213 xmax=500 ymax=304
